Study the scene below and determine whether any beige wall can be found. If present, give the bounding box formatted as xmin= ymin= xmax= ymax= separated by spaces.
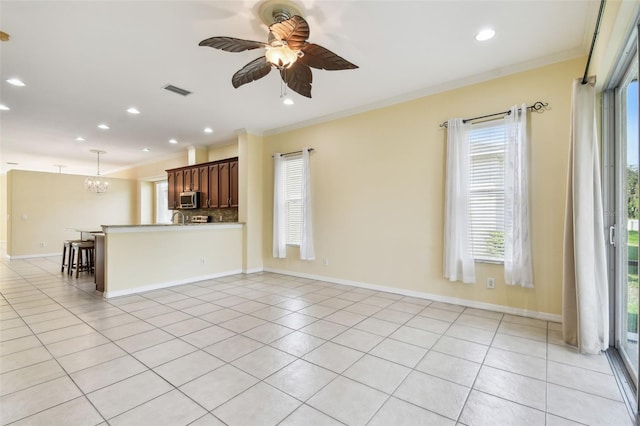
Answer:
xmin=591 ymin=0 xmax=639 ymax=89
xmin=0 ymin=173 xmax=7 ymax=244
xmin=6 ymin=170 xmax=136 ymax=257
xmin=262 ymin=57 xmax=585 ymax=316
xmin=209 ymin=142 xmax=238 ymax=162
xmin=238 ymin=132 xmax=263 ymax=272
xmin=109 ymin=153 xmax=187 ymax=180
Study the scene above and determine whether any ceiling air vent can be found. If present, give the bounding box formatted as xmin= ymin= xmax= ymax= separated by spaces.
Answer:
xmin=163 ymin=84 xmax=192 ymax=96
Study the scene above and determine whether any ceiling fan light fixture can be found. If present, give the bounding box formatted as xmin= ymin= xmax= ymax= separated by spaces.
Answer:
xmin=265 ymin=44 xmax=299 ymax=68
xmin=282 ymin=95 xmax=294 ymax=105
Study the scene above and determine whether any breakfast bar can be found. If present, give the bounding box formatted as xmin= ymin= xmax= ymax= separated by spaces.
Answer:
xmin=100 ymin=223 xmax=243 ymax=298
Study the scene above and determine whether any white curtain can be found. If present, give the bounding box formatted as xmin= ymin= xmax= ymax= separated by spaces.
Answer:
xmin=563 ymin=77 xmax=609 ymax=354
xmin=273 ymin=153 xmax=286 ymax=258
xmin=300 ymin=147 xmax=315 ymax=260
xmin=444 ymin=118 xmax=476 ymax=283
xmin=503 ymin=105 xmax=534 ymax=287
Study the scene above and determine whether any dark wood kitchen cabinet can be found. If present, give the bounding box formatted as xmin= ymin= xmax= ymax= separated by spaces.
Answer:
xmin=208 ymin=164 xmax=219 ymax=208
xmin=167 ymin=170 xmax=184 ymax=209
xmin=184 ymin=168 xmax=198 ymax=191
xmin=230 ymin=160 xmax=239 ymax=208
xmin=219 ymin=162 xmax=230 ymax=208
xmin=166 ymin=156 xmax=238 ymax=210
xmin=183 ymin=168 xmax=192 ymax=193
xmin=167 ymin=171 xmax=176 ymax=209
xmin=198 ymin=166 xmax=209 ymax=208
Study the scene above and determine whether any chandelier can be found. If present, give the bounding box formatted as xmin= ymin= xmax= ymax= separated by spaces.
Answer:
xmin=85 ymin=149 xmax=109 ymax=194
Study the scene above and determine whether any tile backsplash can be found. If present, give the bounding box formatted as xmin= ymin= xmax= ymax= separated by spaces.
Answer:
xmin=174 ymin=208 xmax=238 ymax=223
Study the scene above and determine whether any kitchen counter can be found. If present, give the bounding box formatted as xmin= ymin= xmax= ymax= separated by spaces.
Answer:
xmin=101 ymin=223 xmax=244 ymax=298
xmin=102 ymin=222 xmax=243 ymax=233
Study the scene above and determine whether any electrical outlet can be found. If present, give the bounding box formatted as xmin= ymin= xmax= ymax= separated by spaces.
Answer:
xmin=487 ymin=277 xmax=496 ymax=289
xmin=39 ymin=242 xmax=45 ymax=248
xmin=323 ymin=258 xmax=329 ymax=266
xmin=200 ymin=257 xmax=206 ymax=265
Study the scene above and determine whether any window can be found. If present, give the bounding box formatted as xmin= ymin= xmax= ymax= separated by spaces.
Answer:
xmin=284 ymin=156 xmax=303 ymax=245
xmin=155 ymin=180 xmax=172 ymax=224
xmin=468 ymin=122 xmax=506 ymax=262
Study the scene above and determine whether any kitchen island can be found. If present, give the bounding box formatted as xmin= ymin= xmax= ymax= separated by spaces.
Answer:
xmin=101 ymin=223 xmax=243 ymax=298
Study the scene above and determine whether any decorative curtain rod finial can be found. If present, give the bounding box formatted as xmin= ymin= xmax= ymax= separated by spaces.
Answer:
xmin=439 ymin=101 xmax=549 ymax=128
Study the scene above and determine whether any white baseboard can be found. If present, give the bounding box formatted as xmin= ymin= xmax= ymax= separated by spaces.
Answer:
xmin=242 ymin=267 xmax=264 ymax=274
xmin=6 ymin=252 xmax=62 ymax=260
xmin=104 ymin=269 xmax=243 ymax=299
xmin=263 ymin=267 xmax=562 ymax=323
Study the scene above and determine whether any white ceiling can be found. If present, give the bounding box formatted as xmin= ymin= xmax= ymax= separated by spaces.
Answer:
xmin=0 ymin=0 xmax=597 ymax=176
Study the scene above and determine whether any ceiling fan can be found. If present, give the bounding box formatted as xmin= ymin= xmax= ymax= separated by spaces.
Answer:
xmin=199 ymin=6 xmax=358 ymax=99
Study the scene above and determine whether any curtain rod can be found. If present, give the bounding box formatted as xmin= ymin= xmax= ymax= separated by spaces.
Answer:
xmin=272 ymin=148 xmax=314 ymax=158
xmin=439 ymin=101 xmax=549 ymax=128
xmin=582 ymin=0 xmax=606 ymax=84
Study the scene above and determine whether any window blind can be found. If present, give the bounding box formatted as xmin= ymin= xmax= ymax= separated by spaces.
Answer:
xmin=468 ymin=123 xmax=506 ymax=262
xmin=284 ymin=156 xmax=303 ymax=245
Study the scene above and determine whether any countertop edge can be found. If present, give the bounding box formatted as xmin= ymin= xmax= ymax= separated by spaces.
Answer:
xmin=102 ymin=223 xmax=244 ymax=234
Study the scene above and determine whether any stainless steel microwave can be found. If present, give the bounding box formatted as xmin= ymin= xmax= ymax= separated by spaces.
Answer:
xmin=179 ymin=191 xmax=200 ymax=209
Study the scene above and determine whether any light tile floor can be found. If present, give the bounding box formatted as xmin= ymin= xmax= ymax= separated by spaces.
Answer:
xmin=0 ymin=255 xmax=633 ymax=426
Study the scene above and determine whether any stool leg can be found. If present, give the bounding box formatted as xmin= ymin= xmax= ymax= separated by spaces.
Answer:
xmin=68 ymin=245 xmax=74 ymax=275
xmin=61 ymin=244 xmax=67 ymax=273
xmin=76 ymin=248 xmax=82 ymax=278
xmin=70 ymin=246 xmax=76 ymax=277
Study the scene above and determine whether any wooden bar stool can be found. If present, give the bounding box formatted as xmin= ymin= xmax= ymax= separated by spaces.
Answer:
xmin=61 ymin=239 xmax=82 ymax=274
xmin=70 ymin=241 xmax=95 ymax=278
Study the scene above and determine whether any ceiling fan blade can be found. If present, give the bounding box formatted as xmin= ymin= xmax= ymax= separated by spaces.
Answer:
xmin=299 ymin=43 xmax=358 ymax=70
xmin=269 ymin=15 xmax=309 ymax=51
xmin=199 ymin=36 xmax=265 ymax=52
xmin=232 ymin=57 xmax=273 ymax=88
xmin=280 ymin=63 xmax=312 ymax=98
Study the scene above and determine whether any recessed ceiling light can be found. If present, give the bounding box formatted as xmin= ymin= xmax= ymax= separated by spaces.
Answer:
xmin=98 ymin=123 xmax=110 ymax=130
xmin=6 ymin=78 xmax=25 ymax=87
xmin=127 ymin=107 xmax=140 ymax=114
xmin=142 ymin=148 xmax=150 ymax=152
xmin=204 ymin=127 xmax=213 ymax=134
xmin=0 ymin=104 xmax=10 ymax=111
xmin=475 ymin=29 xmax=496 ymax=41
xmin=169 ymin=139 xmax=178 ymax=144
xmin=75 ymin=136 xmax=86 ymax=142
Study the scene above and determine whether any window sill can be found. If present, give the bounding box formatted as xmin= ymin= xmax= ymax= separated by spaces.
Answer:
xmin=474 ymin=259 xmax=504 ymax=265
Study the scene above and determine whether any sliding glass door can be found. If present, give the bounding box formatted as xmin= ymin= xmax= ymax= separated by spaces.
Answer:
xmin=616 ymin=60 xmax=639 ymax=384
xmin=605 ymin=34 xmax=639 ymax=408
xmin=603 ymin=19 xmax=639 ymax=412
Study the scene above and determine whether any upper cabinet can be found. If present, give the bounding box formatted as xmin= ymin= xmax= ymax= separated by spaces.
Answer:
xmin=219 ymin=162 xmax=230 ymax=208
xmin=183 ymin=168 xmax=198 ymax=192
xmin=166 ymin=157 xmax=238 ymax=210
xmin=167 ymin=169 xmax=184 ymax=209
xmin=208 ymin=164 xmax=219 ymax=209
xmin=230 ymin=160 xmax=239 ymax=208
xmin=167 ymin=171 xmax=176 ymax=209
